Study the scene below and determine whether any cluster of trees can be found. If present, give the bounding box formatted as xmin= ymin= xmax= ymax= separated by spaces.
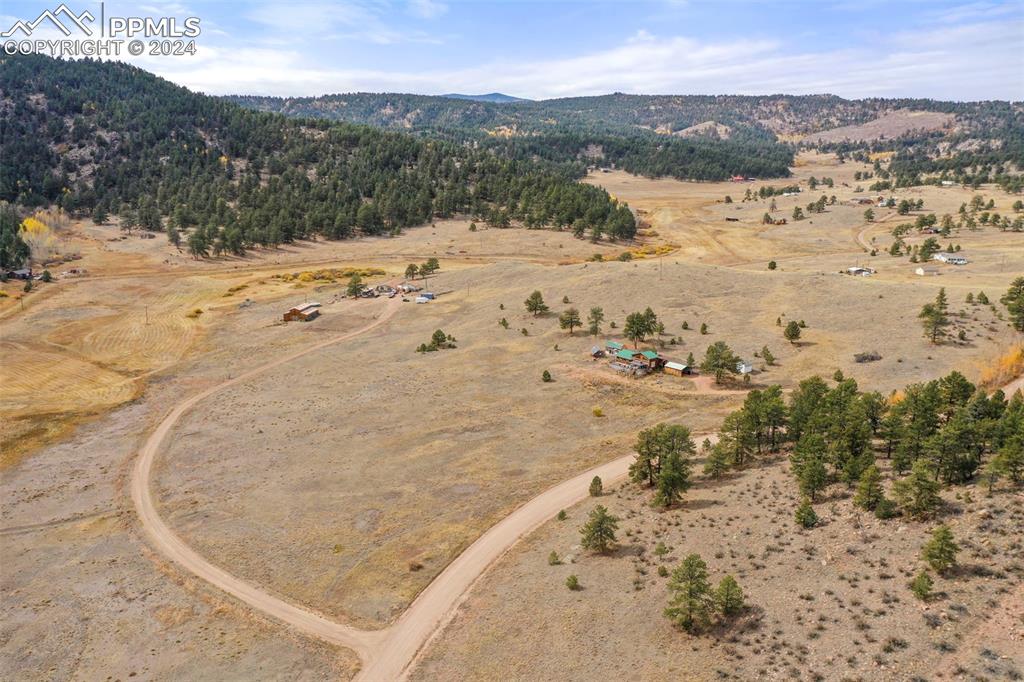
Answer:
xmin=416 ymin=329 xmax=456 ymax=353
xmin=695 ymin=370 xmax=1022 ymax=522
xmin=0 ymin=205 xmax=30 ymax=269
xmin=405 ymin=258 xmax=440 ymax=281
xmin=1 ymin=55 xmax=635 ymax=250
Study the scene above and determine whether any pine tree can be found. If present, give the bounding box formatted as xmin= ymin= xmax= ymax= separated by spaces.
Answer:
xmin=587 ymin=306 xmax=604 ymax=335
xmin=589 ymin=475 xmax=603 ymax=497
xmin=853 ymin=464 xmax=884 ymax=511
xmin=579 ymin=505 xmax=619 ymax=553
xmin=714 ymin=575 xmax=745 ymax=617
xmin=655 ymin=449 xmax=691 ymax=508
xmin=921 ymin=525 xmax=959 ymax=574
xmin=559 ymin=307 xmax=582 ymax=335
xmin=893 ymin=460 xmax=941 ymax=518
xmin=664 ymin=554 xmax=714 ymax=633
xmin=525 ymin=290 xmax=548 ymax=316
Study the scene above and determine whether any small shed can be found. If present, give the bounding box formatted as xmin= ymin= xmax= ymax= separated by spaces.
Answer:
xmin=590 ymin=346 xmax=605 ymax=358
xmin=283 ymin=302 xmax=321 ymax=322
xmin=7 ymin=268 xmax=32 ymax=280
xmin=736 ymin=361 xmax=753 ymax=375
xmin=847 ymin=266 xmax=875 ymax=276
xmin=664 ymin=361 xmax=690 ymax=376
xmin=915 ymin=267 xmax=939 ymax=276
xmin=605 ymin=340 xmax=624 ymax=353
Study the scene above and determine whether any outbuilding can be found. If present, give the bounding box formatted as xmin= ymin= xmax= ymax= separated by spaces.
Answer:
xmin=283 ymin=302 xmax=321 ymax=322
xmin=847 ymin=266 xmax=875 ymax=276
xmin=664 ymin=361 xmax=691 ymax=376
xmin=933 ymin=252 xmax=968 ymax=265
xmin=915 ymin=266 xmax=939 ymax=276
xmin=736 ymin=361 xmax=754 ymax=375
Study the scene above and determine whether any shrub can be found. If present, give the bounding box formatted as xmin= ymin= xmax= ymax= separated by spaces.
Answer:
xmin=548 ymin=551 xmax=561 ymax=566
xmin=566 ymin=574 xmax=580 ymax=590
xmin=910 ymin=570 xmax=933 ymax=601
xmin=592 ymin=406 xmax=604 ymax=417
xmin=854 ymin=351 xmax=882 ymax=363
xmin=768 ymin=260 xmax=777 ymax=270
xmin=795 ymin=497 xmax=819 ymax=528
xmin=873 ymin=497 xmax=899 ymax=520
xmin=542 ymin=370 xmax=552 ymax=382
xmin=589 ymin=475 xmax=603 ymax=497
xmin=556 ymin=509 xmax=568 ymax=521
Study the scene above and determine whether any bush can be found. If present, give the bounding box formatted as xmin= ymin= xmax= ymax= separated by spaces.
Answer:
xmin=873 ymin=497 xmax=899 ymax=520
xmin=795 ymin=497 xmax=819 ymax=528
xmin=589 ymin=475 xmax=603 ymax=497
xmin=592 ymin=406 xmax=604 ymax=417
xmin=556 ymin=509 xmax=567 ymax=521
xmin=911 ymin=570 xmax=933 ymax=601
xmin=854 ymin=351 xmax=882 ymax=363
xmin=40 ymin=270 xmax=52 ymax=282
xmin=548 ymin=551 xmax=561 ymax=566
xmin=542 ymin=370 xmax=552 ymax=382
xmin=566 ymin=574 xmax=580 ymax=590
xmin=768 ymin=260 xmax=777 ymax=270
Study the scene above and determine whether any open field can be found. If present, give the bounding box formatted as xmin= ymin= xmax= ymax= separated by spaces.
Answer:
xmin=3 ymin=152 xmax=1022 ymax=680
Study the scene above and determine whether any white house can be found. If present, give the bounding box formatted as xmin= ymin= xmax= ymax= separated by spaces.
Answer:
xmin=933 ymin=252 xmax=969 ymax=265
xmin=847 ymin=266 xmax=875 ymax=276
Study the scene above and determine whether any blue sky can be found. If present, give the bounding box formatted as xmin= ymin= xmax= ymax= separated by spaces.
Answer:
xmin=3 ymin=0 xmax=1023 ymax=100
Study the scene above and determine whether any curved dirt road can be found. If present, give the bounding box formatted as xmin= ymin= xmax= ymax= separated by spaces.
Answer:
xmin=131 ymin=298 xmax=401 ymax=662
xmin=130 ymin=287 xmax=718 ymax=678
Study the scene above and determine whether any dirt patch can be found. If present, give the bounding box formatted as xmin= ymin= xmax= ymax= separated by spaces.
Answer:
xmin=802 ymin=110 xmax=955 ymax=144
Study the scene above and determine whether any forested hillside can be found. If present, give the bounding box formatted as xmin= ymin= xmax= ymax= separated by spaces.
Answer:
xmin=228 ymin=92 xmax=798 ymax=181
xmin=0 ymin=55 xmax=637 ymax=254
xmin=230 ymin=91 xmax=1023 ymax=190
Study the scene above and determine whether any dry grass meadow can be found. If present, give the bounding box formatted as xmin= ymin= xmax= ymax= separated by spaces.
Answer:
xmin=2 ymin=151 xmax=1022 ymax=679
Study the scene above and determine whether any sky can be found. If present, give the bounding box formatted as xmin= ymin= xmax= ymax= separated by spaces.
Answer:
xmin=2 ymin=0 xmax=1023 ymax=100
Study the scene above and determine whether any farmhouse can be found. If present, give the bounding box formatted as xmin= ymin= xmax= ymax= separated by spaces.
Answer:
xmin=613 ymin=348 xmax=665 ymax=370
xmin=932 ymin=252 xmax=968 ymax=265
xmin=283 ymin=302 xmax=320 ymax=322
xmin=915 ymin=266 xmax=940 ymax=276
xmin=5 ymin=268 xmax=32 ymax=280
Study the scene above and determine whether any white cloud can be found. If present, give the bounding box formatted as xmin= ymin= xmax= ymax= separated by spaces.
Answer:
xmin=21 ymin=2 xmax=1018 ymax=101
xmin=408 ymin=0 xmax=448 ymax=19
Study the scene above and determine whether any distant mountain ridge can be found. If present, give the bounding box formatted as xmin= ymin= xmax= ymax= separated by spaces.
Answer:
xmin=440 ymin=93 xmax=528 ymax=103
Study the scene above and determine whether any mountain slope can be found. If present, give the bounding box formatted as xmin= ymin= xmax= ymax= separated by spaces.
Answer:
xmin=0 ymin=55 xmax=636 ymax=249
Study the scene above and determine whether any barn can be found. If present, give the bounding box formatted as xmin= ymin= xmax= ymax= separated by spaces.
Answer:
xmin=283 ymin=303 xmax=321 ymax=322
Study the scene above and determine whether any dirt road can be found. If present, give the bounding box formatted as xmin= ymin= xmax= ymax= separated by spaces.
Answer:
xmin=129 ymin=287 xmax=717 ymax=678
xmin=131 ymin=297 xmax=401 ymax=662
